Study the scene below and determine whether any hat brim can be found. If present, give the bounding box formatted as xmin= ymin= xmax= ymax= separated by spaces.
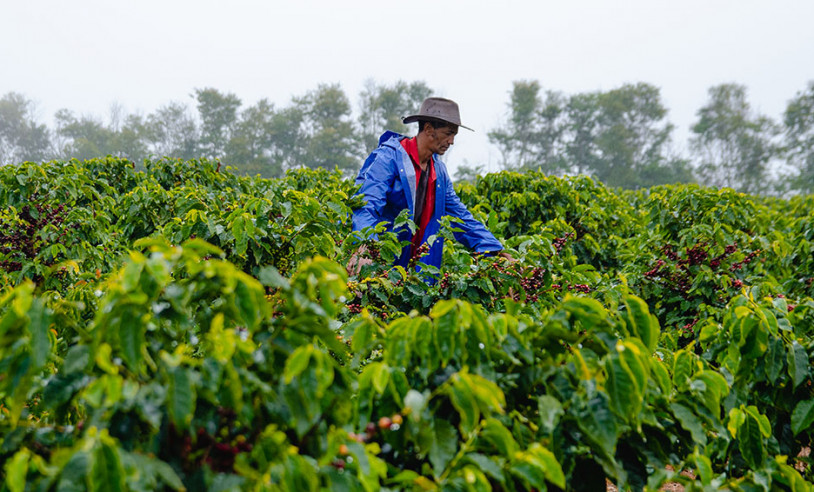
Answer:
xmin=402 ymin=114 xmax=474 ymax=132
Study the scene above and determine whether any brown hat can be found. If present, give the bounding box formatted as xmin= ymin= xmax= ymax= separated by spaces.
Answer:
xmin=402 ymin=97 xmax=474 ymax=131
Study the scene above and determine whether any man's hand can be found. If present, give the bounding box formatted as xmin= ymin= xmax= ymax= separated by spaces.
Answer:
xmin=347 ymin=245 xmax=373 ymax=277
xmin=498 ymin=251 xmax=516 ymax=262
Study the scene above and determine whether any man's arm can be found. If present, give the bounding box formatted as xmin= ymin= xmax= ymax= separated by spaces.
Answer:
xmin=352 ymin=151 xmax=397 ymax=236
xmin=443 ymin=178 xmax=504 ymax=253
xmin=348 ymin=151 xmax=397 ymax=276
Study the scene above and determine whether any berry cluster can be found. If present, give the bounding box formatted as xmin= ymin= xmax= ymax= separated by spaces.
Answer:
xmin=331 ymin=414 xmax=403 ymax=470
xmin=366 ymin=242 xmax=381 ymax=261
xmin=645 ymin=242 xmax=750 ymax=296
xmin=662 ymin=245 xmax=679 ymax=261
xmin=0 ymin=201 xmax=69 ymax=273
xmin=729 ymin=249 xmax=761 ymax=271
xmin=408 ymin=243 xmax=430 ymax=268
xmin=681 ymin=318 xmax=698 ymax=336
xmin=644 ymin=260 xmax=666 ymax=278
xmin=518 ymin=266 xmax=547 ymax=292
xmin=552 ymin=232 xmax=575 ymax=253
xmin=684 ymin=243 xmax=709 ymax=266
xmin=171 ymin=407 xmax=253 ymax=473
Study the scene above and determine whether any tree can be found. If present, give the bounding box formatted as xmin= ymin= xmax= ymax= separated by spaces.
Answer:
xmin=294 ymin=83 xmax=359 ymax=173
xmin=358 ymin=80 xmax=433 ymax=152
xmin=490 ymin=81 xmax=690 ymax=188
xmin=195 ymin=88 xmax=241 ymax=159
xmin=690 ymin=83 xmax=779 ymax=194
xmin=591 ymin=83 xmax=683 ymax=188
xmin=54 ymin=109 xmax=118 ymax=160
xmin=0 ymin=92 xmax=51 ymax=165
xmin=489 ymin=80 xmax=542 ymax=170
xmin=116 ymin=113 xmax=149 ymax=164
xmin=454 ymin=162 xmax=485 ymax=183
xmin=145 ymin=102 xmax=199 ymax=160
xmin=562 ymin=91 xmax=602 ymax=176
xmin=489 ymin=81 xmax=568 ymax=173
xmin=226 ymin=98 xmax=277 ymax=176
xmin=226 ymin=99 xmax=306 ymax=178
xmin=783 ymin=81 xmax=814 ymax=194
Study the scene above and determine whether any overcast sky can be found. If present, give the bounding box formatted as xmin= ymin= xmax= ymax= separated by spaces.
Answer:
xmin=3 ymin=0 xmax=813 ymax=174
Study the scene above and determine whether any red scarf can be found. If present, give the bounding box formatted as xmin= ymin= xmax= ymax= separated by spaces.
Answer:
xmin=400 ymin=137 xmax=436 ymax=258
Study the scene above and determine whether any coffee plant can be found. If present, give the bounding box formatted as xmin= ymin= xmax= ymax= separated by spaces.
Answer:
xmin=1 ymin=157 xmax=813 ymax=491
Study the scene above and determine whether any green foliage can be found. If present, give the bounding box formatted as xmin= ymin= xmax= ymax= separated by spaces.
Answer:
xmin=690 ymin=83 xmax=780 ymax=195
xmin=488 ymin=81 xmax=695 ymax=189
xmin=0 ymin=92 xmax=51 ymax=165
xmin=784 ymin=81 xmax=814 ymax=194
xmin=1 ymin=158 xmax=814 ymax=490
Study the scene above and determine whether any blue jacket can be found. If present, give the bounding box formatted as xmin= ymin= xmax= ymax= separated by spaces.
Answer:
xmin=352 ymin=131 xmax=503 ymax=272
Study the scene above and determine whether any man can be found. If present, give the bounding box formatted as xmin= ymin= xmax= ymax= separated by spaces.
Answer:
xmin=348 ymin=97 xmax=507 ymax=276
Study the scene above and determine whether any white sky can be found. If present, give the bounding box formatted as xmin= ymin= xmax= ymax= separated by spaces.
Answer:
xmin=2 ymin=0 xmax=813 ymax=175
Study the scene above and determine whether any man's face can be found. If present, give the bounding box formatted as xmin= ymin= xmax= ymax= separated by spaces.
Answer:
xmin=428 ymin=124 xmax=458 ymax=155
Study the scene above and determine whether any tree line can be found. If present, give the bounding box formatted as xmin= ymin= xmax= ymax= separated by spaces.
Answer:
xmin=486 ymin=80 xmax=814 ymax=195
xmin=1 ymin=79 xmax=813 ymax=195
xmin=0 ymin=81 xmax=431 ymax=179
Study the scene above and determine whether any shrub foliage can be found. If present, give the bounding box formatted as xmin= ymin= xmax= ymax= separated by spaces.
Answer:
xmin=1 ymin=157 xmax=814 ymax=491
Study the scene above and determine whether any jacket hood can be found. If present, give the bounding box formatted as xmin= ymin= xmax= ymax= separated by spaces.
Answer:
xmin=378 ymin=130 xmax=405 ymax=148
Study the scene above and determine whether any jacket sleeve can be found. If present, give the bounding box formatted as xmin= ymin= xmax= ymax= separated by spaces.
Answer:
xmin=352 ymin=150 xmax=397 ymax=236
xmin=444 ymin=178 xmax=503 ymax=253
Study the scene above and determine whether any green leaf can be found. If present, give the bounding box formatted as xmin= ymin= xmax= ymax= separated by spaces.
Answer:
xmin=743 ymin=405 xmax=771 ymax=438
xmin=258 ymin=265 xmax=288 ymax=289
xmin=350 ymin=317 xmax=374 ymax=353
xmin=4 ymin=449 xmax=30 ymax=492
xmin=692 ymin=371 xmax=729 ymax=417
xmin=670 ymin=402 xmax=707 ymax=446
xmin=404 ymin=389 xmax=427 ymax=422
xmin=692 ymin=449 xmax=714 ymax=485
xmin=92 ymin=441 xmax=127 ymax=492
xmin=121 ymin=260 xmax=144 ymax=292
xmin=57 ymin=449 xmax=91 ymax=492
xmin=359 ymin=362 xmax=390 ymax=395
xmin=787 ymin=340 xmax=810 ymax=389
xmin=576 ymin=394 xmax=617 ymax=461
xmin=27 ymin=298 xmax=51 ymax=369
xmin=153 ymin=459 xmax=186 ymax=490
xmin=64 ymin=344 xmax=92 ymax=374
xmin=284 ymin=345 xmax=313 ymax=384
xmin=118 ymin=311 xmax=144 ymax=371
xmin=465 ymin=453 xmax=505 ymax=484
xmin=737 ymin=413 xmax=766 ymax=469
xmin=433 ymin=300 xmax=460 ymax=367
xmin=672 ymin=348 xmax=694 ymax=391
xmin=766 ymin=337 xmax=785 ymax=384
xmin=510 ymin=443 xmax=566 ymax=490
xmin=538 ymin=395 xmax=564 ymax=435
xmin=621 ymin=295 xmax=659 ymax=352
xmin=235 ymin=277 xmax=263 ymax=331
xmin=605 ymin=340 xmax=647 ymax=421
xmin=650 ymin=358 xmax=671 ymax=395
xmin=428 ymin=418 xmax=458 ymax=477
xmin=791 ymin=399 xmax=814 ymax=436
xmin=167 ymin=366 xmax=195 ymax=430
xmin=448 ymin=373 xmax=479 ymax=436
xmin=480 ymin=418 xmax=518 ymax=457
xmin=232 ymin=215 xmax=248 ymax=256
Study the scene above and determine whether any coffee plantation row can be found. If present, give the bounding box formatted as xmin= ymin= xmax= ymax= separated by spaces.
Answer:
xmin=1 ymin=157 xmax=813 ymax=491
